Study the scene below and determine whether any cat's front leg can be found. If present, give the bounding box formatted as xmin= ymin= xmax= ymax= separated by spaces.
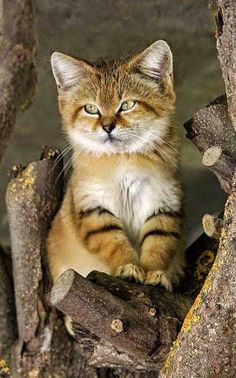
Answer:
xmin=78 ymin=207 xmax=145 ymax=283
xmin=139 ymin=210 xmax=185 ymax=291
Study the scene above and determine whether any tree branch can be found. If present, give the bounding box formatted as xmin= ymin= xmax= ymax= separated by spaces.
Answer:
xmin=0 ymin=0 xmax=37 ymax=163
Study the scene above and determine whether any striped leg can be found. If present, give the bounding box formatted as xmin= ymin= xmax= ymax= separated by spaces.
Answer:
xmin=139 ymin=210 xmax=184 ymax=291
xmin=78 ymin=207 xmax=145 ymax=283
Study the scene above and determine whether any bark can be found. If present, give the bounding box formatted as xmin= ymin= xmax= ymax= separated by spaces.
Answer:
xmin=213 ymin=0 xmax=236 ymax=131
xmin=184 ymin=95 xmax=236 ymax=193
xmin=6 ymin=147 xmax=64 ymax=345
xmin=5 ymin=148 xmax=88 ymax=377
xmin=51 ymin=269 xmax=191 ymax=371
xmin=159 ymin=174 xmax=236 ymax=378
xmin=0 ymin=246 xmax=17 ymax=357
xmin=0 ymin=0 xmax=37 ymax=163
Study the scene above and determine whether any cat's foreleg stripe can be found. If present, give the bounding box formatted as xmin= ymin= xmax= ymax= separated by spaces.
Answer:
xmin=83 ymin=224 xmax=123 ymax=241
xmin=145 ymin=210 xmax=183 ymax=223
xmin=140 ymin=229 xmax=181 ymax=246
xmin=79 ymin=207 xmax=116 ymax=219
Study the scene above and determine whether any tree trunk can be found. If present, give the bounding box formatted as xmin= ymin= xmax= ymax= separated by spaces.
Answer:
xmin=0 ymin=0 xmax=37 ymax=163
xmin=159 ymin=175 xmax=236 ymax=378
xmin=213 ymin=0 xmax=236 ymax=131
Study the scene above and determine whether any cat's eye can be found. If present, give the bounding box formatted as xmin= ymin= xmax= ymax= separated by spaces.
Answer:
xmin=119 ymin=100 xmax=136 ymax=112
xmin=84 ymin=104 xmax=99 ymax=115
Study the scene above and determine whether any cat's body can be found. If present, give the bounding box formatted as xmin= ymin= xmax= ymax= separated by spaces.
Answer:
xmin=47 ymin=40 xmax=185 ymax=292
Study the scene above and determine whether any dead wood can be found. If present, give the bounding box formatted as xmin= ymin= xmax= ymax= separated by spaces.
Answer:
xmin=6 ymin=147 xmax=64 ymax=345
xmin=0 ymin=0 xmax=37 ymax=163
xmin=184 ymin=95 xmax=236 ymax=193
xmin=159 ymin=174 xmax=236 ymax=378
xmin=202 ymin=213 xmax=223 ymax=239
xmin=49 ymin=231 xmax=219 ymax=371
xmin=51 ymin=269 xmax=191 ymax=370
xmin=5 ymin=147 xmax=83 ymax=377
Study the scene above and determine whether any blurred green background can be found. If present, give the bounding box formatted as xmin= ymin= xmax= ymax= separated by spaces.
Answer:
xmin=0 ymin=0 xmax=226 ymax=246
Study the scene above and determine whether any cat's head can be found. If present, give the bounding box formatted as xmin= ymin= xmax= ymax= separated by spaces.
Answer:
xmin=51 ymin=40 xmax=175 ymax=155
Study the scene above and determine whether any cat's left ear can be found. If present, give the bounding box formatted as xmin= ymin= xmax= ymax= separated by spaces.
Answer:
xmin=125 ymin=40 xmax=173 ymax=83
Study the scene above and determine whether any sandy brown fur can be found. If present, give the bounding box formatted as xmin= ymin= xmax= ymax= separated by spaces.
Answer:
xmin=47 ymin=40 xmax=185 ymax=292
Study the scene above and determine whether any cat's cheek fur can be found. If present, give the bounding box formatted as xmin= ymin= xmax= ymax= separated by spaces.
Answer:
xmin=68 ymin=117 xmax=170 ymax=155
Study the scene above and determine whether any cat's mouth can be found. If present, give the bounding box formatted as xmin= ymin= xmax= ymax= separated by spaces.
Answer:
xmin=104 ymin=135 xmax=121 ymax=143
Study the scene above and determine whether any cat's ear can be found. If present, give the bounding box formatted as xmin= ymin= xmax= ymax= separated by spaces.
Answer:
xmin=51 ymin=52 xmax=95 ymax=93
xmin=126 ymin=40 xmax=173 ymax=83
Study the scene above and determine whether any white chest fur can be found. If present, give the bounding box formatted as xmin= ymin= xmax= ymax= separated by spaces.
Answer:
xmin=77 ymin=161 xmax=180 ymax=251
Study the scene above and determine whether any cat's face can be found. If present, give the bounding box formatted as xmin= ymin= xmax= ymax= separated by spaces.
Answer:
xmin=51 ymin=41 xmax=175 ymax=155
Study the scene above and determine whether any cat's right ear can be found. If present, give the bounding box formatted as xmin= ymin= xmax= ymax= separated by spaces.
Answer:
xmin=51 ymin=52 xmax=94 ymax=93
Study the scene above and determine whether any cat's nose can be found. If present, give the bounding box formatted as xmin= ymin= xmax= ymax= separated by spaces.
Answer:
xmin=102 ymin=124 xmax=116 ymax=134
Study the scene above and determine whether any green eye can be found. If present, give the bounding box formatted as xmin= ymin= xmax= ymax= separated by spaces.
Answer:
xmin=84 ymin=104 xmax=99 ymax=115
xmin=120 ymin=100 xmax=136 ymax=112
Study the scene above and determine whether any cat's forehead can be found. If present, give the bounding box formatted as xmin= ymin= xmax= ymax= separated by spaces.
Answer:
xmin=81 ymin=63 xmax=133 ymax=108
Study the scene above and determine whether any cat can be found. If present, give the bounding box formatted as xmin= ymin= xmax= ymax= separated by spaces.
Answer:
xmin=47 ymin=40 xmax=185 ymax=294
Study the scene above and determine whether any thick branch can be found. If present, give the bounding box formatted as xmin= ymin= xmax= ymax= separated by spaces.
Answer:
xmin=202 ymin=146 xmax=235 ymax=192
xmin=0 ymin=0 xmax=36 ymax=163
xmin=50 ymin=227 xmax=219 ymax=372
xmin=6 ymin=147 xmax=64 ymax=344
xmin=184 ymin=95 xmax=236 ymax=192
xmin=160 ymin=174 xmax=236 ymax=378
xmin=51 ymin=269 xmax=190 ymax=367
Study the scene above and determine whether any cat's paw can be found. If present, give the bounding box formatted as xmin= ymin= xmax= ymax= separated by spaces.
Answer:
xmin=115 ymin=263 xmax=145 ymax=284
xmin=144 ymin=270 xmax=172 ymax=292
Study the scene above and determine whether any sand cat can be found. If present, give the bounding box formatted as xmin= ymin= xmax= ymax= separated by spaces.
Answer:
xmin=47 ymin=40 xmax=185 ymax=292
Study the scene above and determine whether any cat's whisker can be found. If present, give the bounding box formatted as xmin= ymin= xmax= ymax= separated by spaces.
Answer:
xmin=51 ymin=144 xmax=74 ymax=174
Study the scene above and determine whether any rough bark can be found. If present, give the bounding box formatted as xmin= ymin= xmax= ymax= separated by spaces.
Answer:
xmin=5 ymin=148 xmax=89 ymax=377
xmin=6 ymin=147 xmax=64 ymax=345
xmin=159 ymin=174 xmax=236 ymax=378
xmin=51 ymin=269 xmax=191 ymax=371
xmin=0 ymin=246 xmax=17 ymax=357
xmin=184 ymin=95 xmax=236 ymax=193
xmin=0 ymin=0 xmax=37 ymax=164
xmin=213 ymin=0 xmax=236 ymax=131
